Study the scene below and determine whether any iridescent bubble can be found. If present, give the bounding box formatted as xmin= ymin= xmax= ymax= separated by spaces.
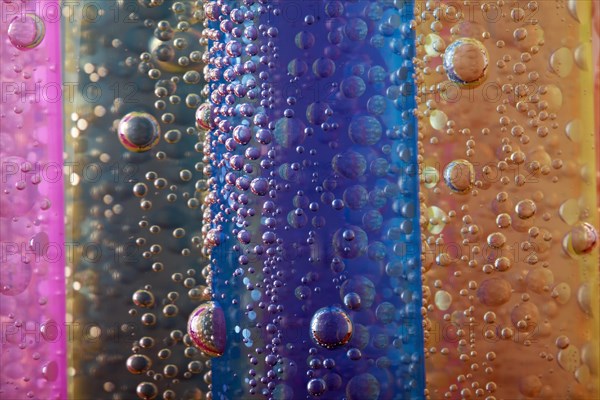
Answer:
xmin=313 ymin=57 xmax=336 ymax=78
xmin=310 ymin=306 xmax=353 ymax=349
xmin=325 ymin=1 xmax=344 ymax=17
xmin=288 ymin=59 xmax=308 ymax=77
xmin=345 ymin=18 xmax=368 ymax=41
xmin=187 ymin=301 xmax=226 ymax=357
xmin=195 ymin=102 xmax=214 ymax=131
xmin=8 ymin=14 xmax=45 ymax=50
xmin=225 ymin=41 xmax=242 ymax=57
xmin=250 ymin=178 xmax=269 ymax=196
xmin=362 ymin=210 xmax=383 ymax=231
xmin=332 ymin=150 xmax=367 ymax=179
xmin=443 ymin=38 xmax=489 ymax=87
xmin=367 ymin=66 xmax=385 ymax=82
xmin=341 ymin=76 xmax=366 ymax=98
xmin=306 ymin=102 xmax=331 ymax=125
xmin=348 ymin=115 xmax=382 ymax=145
xmin=295 ymin=31 xmax=315 ymax=49
xmin=443 ymin=159 xmax=474 ymax=193
xmin=273 ymin=118 xmax=306 ymax=148
xmin=367 ymin=95 xmax=386 ymax=115
xmin=233 ymin=125 xmax=252 ymax=145
xmin=375 ymin=302 xmax=395 ymax=324
xmin=346 ymin=373 xmax=380 ymax=400
xmin=343 ymin=185 xmax=368 ymax=210
xmin=118 ymin=112 xmax=161 ymax=152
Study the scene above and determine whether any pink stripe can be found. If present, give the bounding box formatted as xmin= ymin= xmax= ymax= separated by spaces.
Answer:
xmin=1 ymin=1 xmax=66 ymax=398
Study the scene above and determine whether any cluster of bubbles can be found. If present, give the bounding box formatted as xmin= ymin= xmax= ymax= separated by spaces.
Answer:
xmin=416 ymin=1 xmax=599 ymax=399
xmin=60 ymin=1 xmax=216 ymax=399
xmin=1 ymin=1 xmax=65 ymax=399
xmin=198 ymin=0 xmax=424 ymax=398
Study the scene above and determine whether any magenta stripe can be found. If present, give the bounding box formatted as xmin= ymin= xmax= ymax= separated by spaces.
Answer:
xmin=1 ymin=1 xmax=66 ymax=398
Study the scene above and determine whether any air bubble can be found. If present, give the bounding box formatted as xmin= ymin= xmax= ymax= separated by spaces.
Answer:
xmin=443 ymin=160 xmax=474 ymax=193
xmin=310 ymin=306 xmax=353 ymax=350
xmin=8 ymin=14 xmax=45 ymax=50
xmin=443 ymin=38 xmax=489 ymax=87
xmin=118 ymin=112 xmax=161 ymax=152
xmin=187 ymin=301 xmax=226 ymax=357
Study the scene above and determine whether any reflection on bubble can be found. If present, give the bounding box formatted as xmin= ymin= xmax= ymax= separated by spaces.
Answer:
xmin=187 ymin=301 xmax=226 ymax=357
xmin=118 ymin=112 xmax=161 ymax=152
xmin=310 ymin=306 xmax=353 ymax=350
xmin=8 ymin=14 xmax=45 ymax=50
xmin=443 ymin=38 xmax=488 ymax=87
